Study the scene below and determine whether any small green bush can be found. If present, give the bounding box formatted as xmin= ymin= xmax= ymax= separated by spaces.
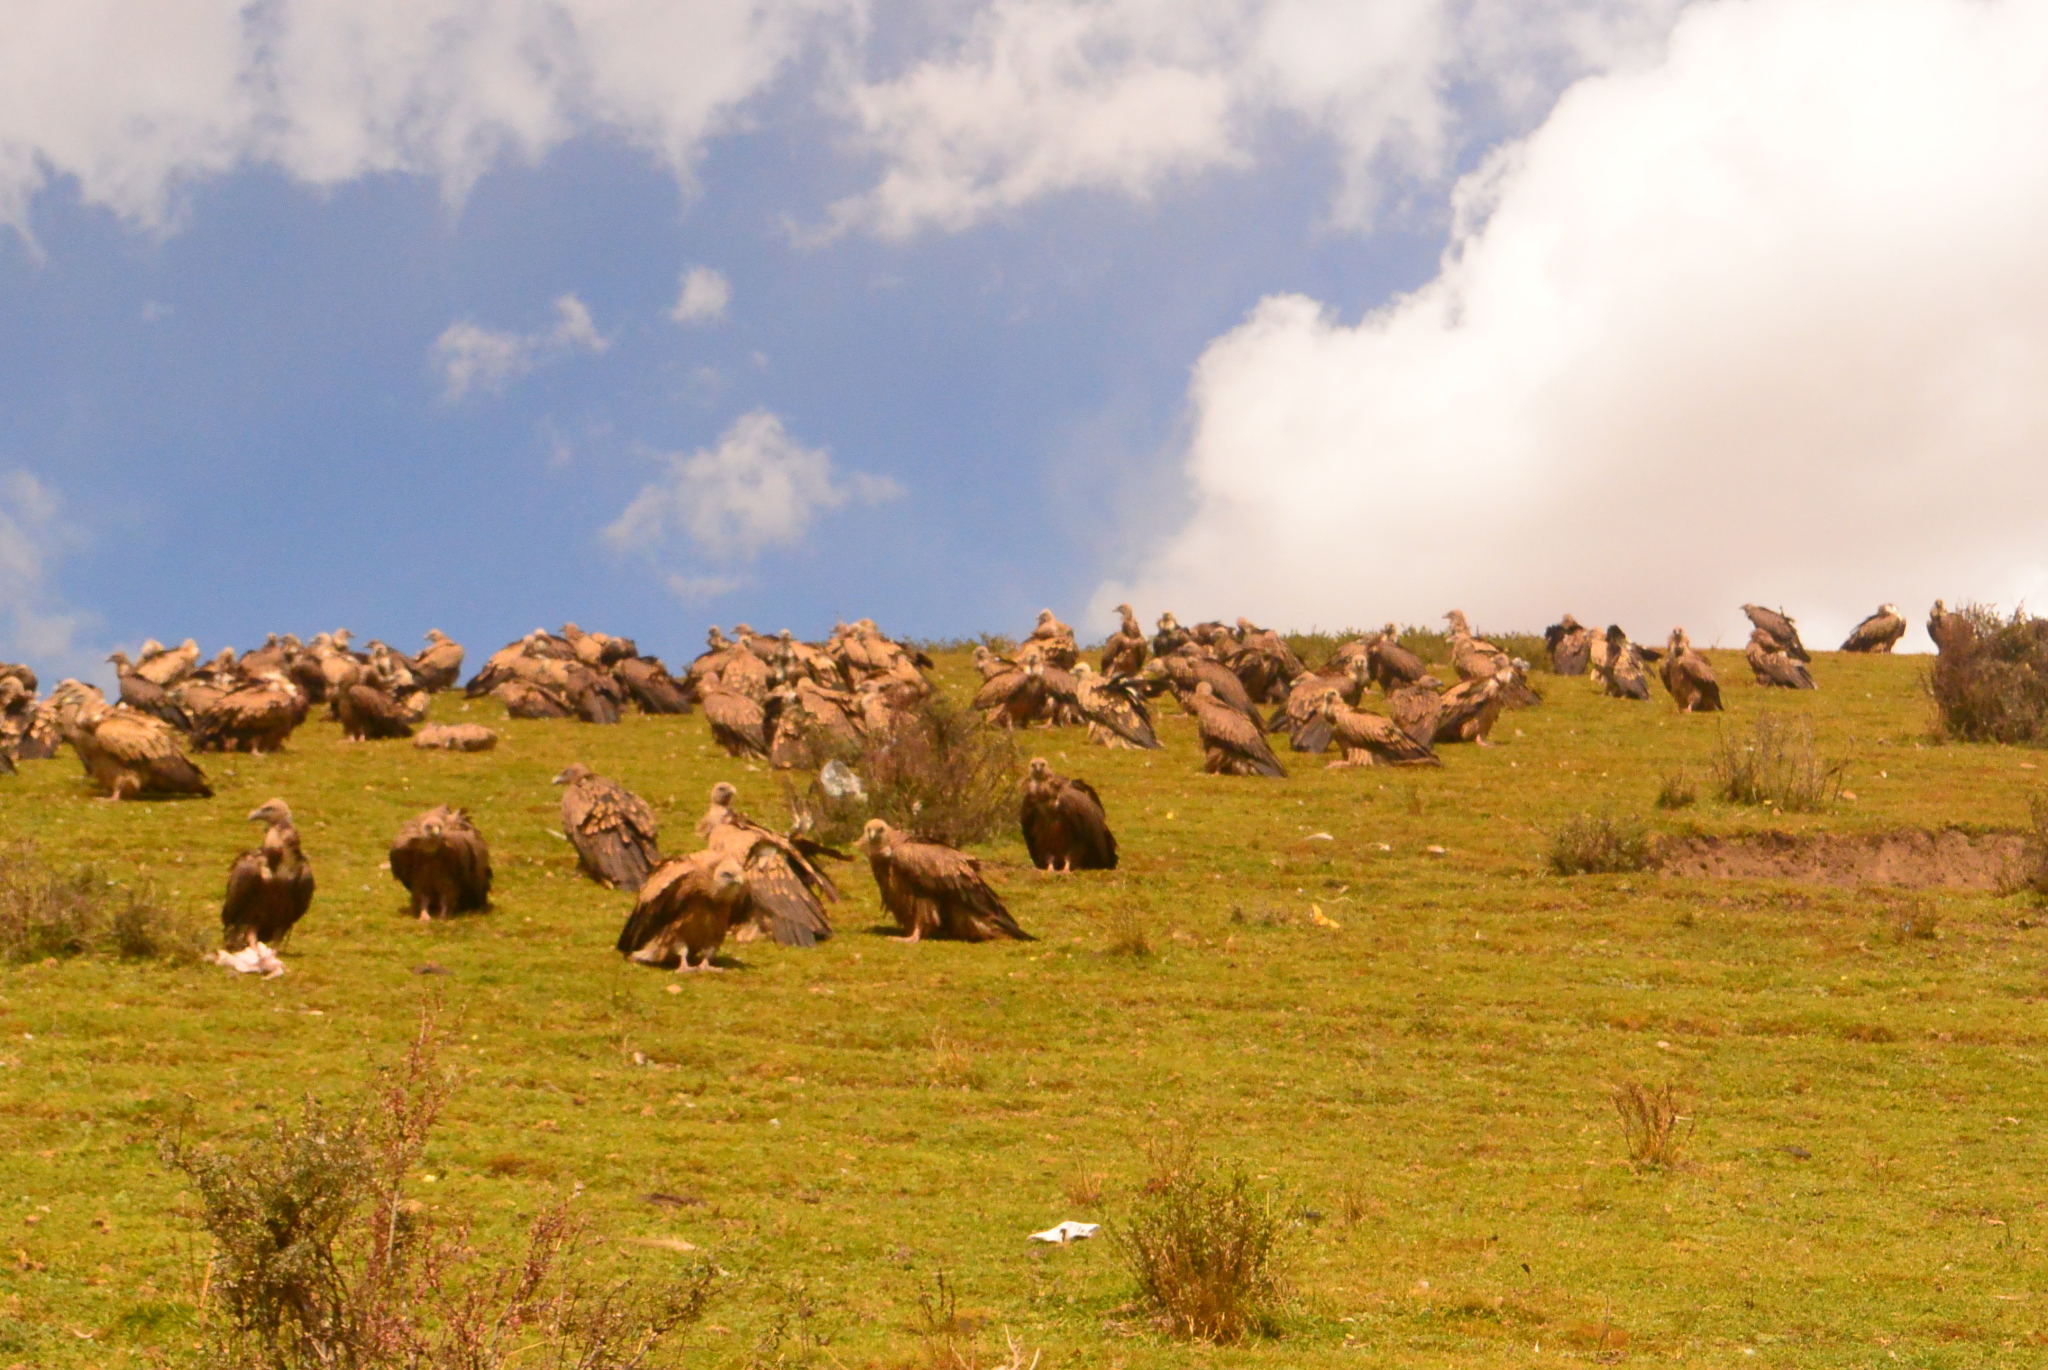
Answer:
xmin=1546 ymin=813 xmax=1651 ymax=875
xmin=1654 ymin=768 xmax=1698 ymax=811
xmin=1113 ymin=1140 xmax=1291 ymax=1343
xmin=809 ymin=691 xmax=1021 ymax=848
xmin=0 ymin=844 xmax=209 ymax=963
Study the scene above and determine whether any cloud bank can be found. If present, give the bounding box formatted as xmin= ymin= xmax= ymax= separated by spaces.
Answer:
xmin=1097 ymin=0 xmax=2048 ymax=649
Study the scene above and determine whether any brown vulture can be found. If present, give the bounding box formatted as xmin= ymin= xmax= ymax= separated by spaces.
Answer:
xmin=134 ymin=639 xmax=199 ymax=688
xmin=974 ymin=657 xmax=1049 ymax=728
xmin=1659 ymin=629 xmax=1723 ymax=712
xmin=1151 ymin=611 xmax=1192 ymax=659
xmin=1161 ymin=645 xmax=1265 ymax=731
xmin=1545 ymin=614 xmax=1593 ymax=675
xmin=1741 ymin=604 xmax=1810 ymax=661
xmin=1841 ymin=604 xmax=1907 ymax=653
xmin=1445 ymin=611 xmax=1511 ymax=682
xmin=1020 ymin=758 xmax=1118 ymax=871
xmin=1275 ymin=657 xmax=1372 ymax=751
xmin=1928 ymin=600 xmax=1974 ymax=655
xmin=336 ymin=683 xmax=413 ymax=740
xmin=1071 ymin=664 xmax=1160 ymax=749
xmin=1433 ymin=668 xmax=1516 ymax=745
xmin=615 ymin=851 xmax=750 ymax=970
xmin=1101 ymin=603 xmax=1148 ymax=676
xmin=220 ymin=799 xmax=315 ymax=951
xmin=389 ymin=804 xmax=492 ymax=920
xmin=1747 ymin=630 xmax=1817 ymax=689
xmin=614 ymin=656 xmax=693 ymax=714
xmin=409 ymin=630 xmax=466 ymax=691
xmin=493 ymin=678 xmax=574 ymax=719
xmin=1026 ymin=609 xmax=1079 ymax=669
xmin=703 ymin=686 xmax=769 ymax=757
xmin=413 ymin=722 xmax=499 ymax=751
xmin=108 ymin=652 xmax=192 ymax=731
xmin=1595 ymin=626 xmax=1653 ymax=701
xmin=1367 ymin=628 xmax=1430 ymax=692
xmin=193 ymin=674 xmax=306 ymax=753
xmin=1191 ymin=682 xmax=1286 ymax=777
xmin=67 ymin=704 xmax=211 ymax=799
xmin=1320 ymin=691 xmax=1440 ymax=767
xmin=554 ymin=763 xmax=660 ymax=887
xmin=859 ymin=820 xmax=1033 ymax=942
xmin=696 ymin=782 xmax=841 ymax=946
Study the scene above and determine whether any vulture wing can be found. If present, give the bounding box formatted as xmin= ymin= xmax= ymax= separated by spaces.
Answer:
xmin=1055 ymin=778 xmax=1118 ymax=869
xmin=564 ymin=777 xmax=660 ymax=888
xmin=1334 ymin=707 xmax=1439 ymax=766
xmin=616 ymin=858 xmax=705 ymax=955
xmin=220 ymin=851 xmax=267 ymax=947
xmin=96 ymin=712 xmax=211 ymax=796
xmin=891 ymin=840 xmax=1033 ymax=942
xmin=1196 ymin=699 xmax=1286 ymax=777
xmin=703 ymin=690 xmax=768 ymax=757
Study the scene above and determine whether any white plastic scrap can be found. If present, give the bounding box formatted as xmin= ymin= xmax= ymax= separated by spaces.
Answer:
xmin=212 ymin=942 xmax=286 ymax=978
xmin=1028 ymin=1221 xmax=1099 ymax=1244
xmin=820 ymin=758 xmax=866 ymax=801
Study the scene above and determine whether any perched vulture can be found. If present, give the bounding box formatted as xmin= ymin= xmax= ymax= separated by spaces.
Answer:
xmin=1595 ymin=626 xmax=1653 ymax=701
xmin=220 ymin=799 xmax=315 ymax=953
xmin=974 ymin=657 xmax=1049 ymax=729
xmin=859 ymin=819 xmax=1034 ymax=942
xmin=1151 ymin=612 xmax=1192 ymax=660
xmin=1071 ymin=664 xmax=1161 ymax=749
xmin=1928 ymin=600 xmax=1975 ymax=655
xmin=1747 ymin=630 xmax=1817 ymax=689
xmin=1388 ymin=682 xmax=1444 ymax=747
xmin=702 ymin=687 xmax=769 ymax=758
xmin=1160 ymin=646 xmax=1266 ymax=731
xmin=108 ymin=652 xmax=192 ymax=731
xmin=336 ymin=683 xmax=414 ymax=740
xmin=0 ymin=675 xmax=34 ymax=759
xmin=1741 ymin=604 xmax=1810 ymax=661
xmin=1445 ymin=611 xmax=1512 ymax=682
xmin=1276 ymin=657 xmax=1372 ymax=752
xmin=1026 ymin=609 xmax=1079 ymax=670
xmin=1366 ymin=629 xmax=1430 ymax=692
xmin=615 ymin=852 xmax=750 ymax=971
xmin=1190 ymin=682 xmax=1286 ymax=777
xmin=193 ymin=675 xmax=306 ymax=753
xmin=1101 ymin=604 xmax=1149 ymax=677
xmin=696 ymin=782 xmax=841 ymax=946
xmin=614 ymin=656 xmax=692 ymax=714
xmin=1432 ymin=668 xmax=1516 ymax=745
xmin=68 ymin=704 xmax=211 ymax=799
xmin=493 ymin=679 xmax=574 ymax=719
xmin=1320 ymin=692 xmax=1440 ymax=767
xmin=410 ymin=630 xmax=466 ymax=691
xmin=554 ymin=763 xmax=661 ymax=888
xmin=1841 ymin=604 xmax=1907 ymax=654
xmin=1545 ymin=615 xmax=1593 ymax=675
xmin=1020 ymin=758 xmax=1118 ymax=871
xmin=134 ymin=639 xmax=200 ymax=689
xmin=389 ymin=805 xmax=492 ymax=920
xmin=413 ymin=722 xmax=499 ymax=752
xmin=1659 ymin=629 xmax=1723 ymax=713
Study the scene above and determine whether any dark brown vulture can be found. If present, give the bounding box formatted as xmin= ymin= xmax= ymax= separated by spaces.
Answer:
xmin=859 ymin=819 xmax=1034 ymax=942
xmin=615 ymin=852 xmax=750 ymax=971
xmin=1741 ymin=604 xmax=1810 ymax=661
xmin=1101 ymin=603 xmax=1148 ymax=677
xmin=1747 ymin=630 xmax=1817 ymax=689
xmin=1928 ymin=600 xmax=1974 ymax=655
xmin=389 ymin=805 xmax=492 ymax=920
xmin=614 ymin=656 xmax=693 ymax=714
xmin=1595 ymin=626 xmax=1653 ymax=701
xmin=554 ymin=763 xmax=660 ymax=888
xmin=493 ymin=679 xmax=574 ymax=719
xmin=67 ymin=704 xmax=211 ymax=799
xmin=1432 ymin=668 xmax=1515 ymax=745
xmin=1659 ymin=629 xmax=1723 ymax=712
xmin=1367 ymin=628 xmax=1430 ymax=692
xmin=336 ymin=683 xmax=413 ymax=740
xmin=703 ymin=686 xmax=769 ymax=757
xmin=974 ymin=658 xmax=1049 ymax=728
xmin=1841 ymin=604 xmax=1906 ymax=653
xmin=1320 ymin=691 xmax=1440 ymax=767
xmin=1191 ymin=682 xmax=1286 ymax=777
xmin=1276 ymin=657 xmax=1372 ymax=751
xmin=220 ymin=799 xmax=315 ymax=951
xmin=1545 ymin=614 xmax=1593 ymax=675
xmin=696 ymin=782 xmax=841 ymax=947
xmin=413 ymin=722 xmax=499 ymax=751
xmin=1071 ymin=664 xmax=1160 ymax=749
xmin=108 ymin=652 xmax=192 ymax=731
xmin=1388 ymin=682 xmax=1443 ymax=746
xmin=1152 ymin=611 xmax=1192 ymax=660
xmin=409 ymin=630 xmax=465 ymax=691
xmin=1020 ymin=758 xmax=1118 ymax=871
xmin=1161 ymin=645 xmax=1265 ymax=731
xmin=193 ymin=675 xmax=306 ymax=753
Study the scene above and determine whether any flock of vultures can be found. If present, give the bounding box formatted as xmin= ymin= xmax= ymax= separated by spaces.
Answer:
xmin=0 ymin=600 xmax=1927 ymax=978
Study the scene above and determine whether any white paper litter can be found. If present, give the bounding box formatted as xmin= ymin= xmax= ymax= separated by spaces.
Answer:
xmin=212 ymin=942 xmax=286 ymax=978
xmin=1028 ymin=1221 xmax=1099 ymax=1244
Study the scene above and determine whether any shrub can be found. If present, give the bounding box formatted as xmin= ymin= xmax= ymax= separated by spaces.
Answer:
xmin=808 ymin=691 xmax=1021 ymax=848
xmin=161 ymin=1009 xmax=715 ymax=1370
xmin=1485 ymin=630 xmax=1555 ymax=674
xmin=1929 ymin=603 xmax=2048 ymax=743
xmin=1710 ymin=712 xmax=1843 ymax=812
xmin=0 ymin=843 xmax=209 ymax=963
xmin=1612 ymin=1081 xmax=1693 ymax=1169
xmin=1112 ymin=1140 xmax=1290 ymax=1343
xmin=1547 ymin=813 xmax=1651 ymax=876
xmin=1654 ymin=768 xmax=1698 ymax=811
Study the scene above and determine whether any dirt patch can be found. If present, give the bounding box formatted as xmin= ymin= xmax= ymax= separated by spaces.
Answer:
xmin=1653 ymin=828 xmax=2024 ymax=891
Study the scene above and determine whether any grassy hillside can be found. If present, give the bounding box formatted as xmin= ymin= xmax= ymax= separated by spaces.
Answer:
xmin=4 ymin=648 xmax=2047 ymax=1367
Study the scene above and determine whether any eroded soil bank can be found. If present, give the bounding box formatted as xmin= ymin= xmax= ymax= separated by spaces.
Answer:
xmin=1653 ymin=827 xmax=2026 ymax=890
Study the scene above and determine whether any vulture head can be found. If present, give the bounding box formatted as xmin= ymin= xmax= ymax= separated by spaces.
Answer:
xmin=425 ymin=629 xmax=448 ymax=644
xmin=859 ymin=818 xmax=895 ymax=856
xmin=1192 ymin=681 xmax=1217 ymax=701
xmin=1445 ymin=610 xmax=1471 ymax=633
xmin=1072 ymin=662 xmax=1095 ymax=677
xmin=140 ymin=639 xmax=164 ymax=656
xmin=712 ymin=858 xmax=747 ymax=896
xmin=1881 ymin=603 xmax=1900 ymax=617
xmin=709 ymin=781 xmax=737 ymax=806
xmin=332 ymin=630 xmax=352 ymax=648
xmin=248 ymin=798 xmax=294 ymax=828
xmin=779 ymin=628 xmax=795 ymax=642
xmin=1606 ymin=625 xmax=1629 ymax=646
xmin=734 ymin=623 xmax=756 ymax=638
xmin=1669 ymin=628 xmax=1690 ymax=653
xmin=1315 ymin=688 xmax=1345 ymax=719
xmin=1027 ymin=757 xmax=1051 ymax=783
xmin=1036 ymin=609 xmax=1056 ymax=625
xmin=1157 ymin=612 xmax=1179 ymax=630
xmin=415 ymin=811 xmax=448 ymax=851
xmin=106 ymin=651 xmax=131 ymax=668
xmin=1930 ymin=599 xmax=1947 ymax=616
xmin=551 ymin=763 xmax=593 ymax=787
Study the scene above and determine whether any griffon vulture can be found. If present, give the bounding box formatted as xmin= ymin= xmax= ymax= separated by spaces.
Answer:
xmin=193 ymin=675 xmax=306 ymax=753
xmin=1020 ymin=758 xmax=1118 ymax=871
xmin=1026 ymin=609 xmax=1079 ymax=669
xmin=1928 ymin=600 xmax=1974 ymax=655
xmin=1595 ymin=626 xmax=1653 ymax=701
xmin=493 ymin=679 xmax=574 ymax=719
xmin=1161 ymin=646 xmax=1265 ymax=731
xmin=1320 ymin=691 xmax=1440 ymax=767
xmin=859 ymin=819 xmax=1034 ymax=942
xmin=1191 ymin=682 xmax=1287 ymax=777
xmin=1659 ymin=630 xmax=1723 ymax=712
xmin=409 ymin=630 xmax=466 ymax=691
xmin=1741 ymin=604 xmax=1810 ymax=661
xmin=413 ymin=722 xmax=499 ymax=752
xmin=703 ymin=686 xmax=770 ymax=758
xmin=615 ymin=852 xmax=750 ymax=971
xmin=389 ymin=805 xmax=492 ymax=920
xmin=67 ymin=704 xmax=212 ymax=799
xmin=1071 ymin=664 xmax=1161 ymax=749
xmin=1152 ymin=612 xmax=1192 ymax=660
xmin=1101 ymin=604 xmax=1148 ymax=677
xmin=1545 ymin=615 xmax=1593 ymax=675
xmin=220 ymin=798 xmax=314 ymax=954
xmin=1432 ymin=668 xmax=1516 ymax=745
xmin=1367 ymin=629 xmax=1431 ymax=692
xmin=135 ymin=639 xmax=200 ymax=689
xmin=1841 ymin=605 xmax=1907 ymax=654
xmin=1747 ymin=630 xmax=1817 ymax=689
xmin=108 ymin=652 xmax=192 ymax=731
xmin=336 ymin=684 xmax=414 ymax=740
xmin=696 ymin=782 xmax=841 ymax=947
xmin=614 ymin=656 xmax=693 ymax=714
xmin=554 ymin=764 xmax=660 ymax=888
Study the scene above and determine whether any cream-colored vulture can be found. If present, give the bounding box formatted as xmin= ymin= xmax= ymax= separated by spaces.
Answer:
xmin=1101 ymin=604 xmax=1149 ymax=677
xmin=1741 ymin=604 xmax=1810 ymax=661
xmin=0 ymin=675 xmax=36 ymax=760
xmin=1191 ymin=681 xmax=1287 ymax=777
xmin=553 ymin=763 xmax=661 ymax=888
xmin=336 ymin=683 xmax=414 ymax=740
xmin=1026 ymin=609 xmax=1079 ymax=670
xmin=1020 ymin=758 xmax=1118 ymax=871
xmin=703 ymin=686 xmax=769 ymax=758
xmin=493 ymin=679 xmax=574 ymax=719
xmin=1746 ymin=630 xmax=1817 ymax=689
xmin=1595 ymin=626 xmax=1653 ymax=701
xmin=413 ymin=722 xmax=499 ymax=752
xmin=135 ymin=639 xmax=200 ymax=689
xmin=1841 ymin=605 xmax=1907 ymax=653
xmin=696 ymin=782 xmax=841 ymax=946
xmin=1545 ymin=615 xmax=1593 ymax=675
xmin=1319 ymin=691 xmax=1441 ymax=767
xmin=1431 ymin=667 xmax=1517 ymax=745
xmin=389 ymin=805 xmax=492 ymax=919
xmin=859 ymin=819 xmax=1034 ymax=942
xmin=220 ymin=799 xmax=314 ymax=952
xmin=1071 ymin=664 xmax=1161 ymax=749
xmin=615 ymin=852 xmax=750 ymax=971
xmin=1659 ymin=630 xmax=1723 ymax=712
xmin=1445 ymin=611 xmax=1512 ymax=682
xmin=68 ymin=704 xmax=212 ymax=799
xmin=410 ymin=630 xmax=466 ymax=691
xmin=194 ymin=674 xmax=307 ymax=753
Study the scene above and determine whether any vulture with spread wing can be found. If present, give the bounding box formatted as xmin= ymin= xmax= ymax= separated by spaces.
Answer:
xmin=1020 ymin=758 xmax=1118 ymax=871
xmin=615 ymin=851 xmax=751 ymax=971
xmin=1841 ymin=605 xmax=1907 ymax=653
xmin=1741 ymin=604 xmax=1810 ymax=661
xmin=1191 ymin=682 xmax=1286 ymax=777
xmin=1320 ymin=691 xmax=1440 ymax=767
xmin=1746 ymin=630 xmax=1817 ymax=689
xmin=389 ymin=804 xmax=492 ymax=920
xmin=68 ymin=704 xmax=211 ymax=799
xmin=1659 ymin=629 xmax=1723 ymax=712
xmin=696 ymin=782 xmax=841 ymax=947
xmin=1071 ymin=664 xmax=1160 ymax=749
xmin=860 ymin=820 xmax=1033 ymax=942
xmin=220 ymin=799 xmax=314 ymax=954
xmin=554 ymin=764 xmax=661 ymax=888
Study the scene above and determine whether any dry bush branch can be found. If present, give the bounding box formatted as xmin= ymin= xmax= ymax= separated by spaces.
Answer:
xmin=1612 ymin=1081 xmax=1694 ymax=1169
xmin=1547 ymin=813 xmax=1651 ymax=876
xmin=1711 ymin=712 xmax=1843 ymax=812
xmin=1110 ymin=1138 xmax=1290 ymax=1343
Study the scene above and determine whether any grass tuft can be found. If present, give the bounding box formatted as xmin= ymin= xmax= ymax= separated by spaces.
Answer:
xmin=1710 ymin=712 xmax=1843 ymax=812
xmin=1105 ymin=904 xmax=1152 ymax=957
xmin=1112 ymin=1138 xmax=1290 ymax=1343
xmin=0 ymin=843 xmax=209 ymax=963
xmin=1546 ymin=813 xmax=1651 ymax=875
xmin=1654 ymin=767 xmax=1697 ymax=811
xmin=1611 ymin=1081 xmax=1694 ymax=1169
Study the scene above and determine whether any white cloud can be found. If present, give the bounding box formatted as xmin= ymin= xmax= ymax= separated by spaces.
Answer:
xmin=606 ymin=410 xmax=901 ymax=560
xmin=667 ymin=572 xmax=746 ymax=601
xmin=434 ymin=293 xmax=609 ymax=400
xmin=671 ymin=266 xmax=733 ymax=324
xmin=1097 ymin=0 xmax=2048 ymax=648
xmin=0 ymin=471 xmax=95 ymax=676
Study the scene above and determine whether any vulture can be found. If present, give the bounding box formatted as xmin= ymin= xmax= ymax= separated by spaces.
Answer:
xmin=1747 ymin=630 xmax=1817 ymax=689
xmin=702 ymin=686 xmax=769 ymax=758
xmin=336 ymin=683 xmax=413 ymax=740
xmin=1741 ymin=604 xmax=1810 ymax=661
xmin=1319 ymin=691 xmax=1440 ymax=767
xmin=1928 ymin=600 xmax=1973 ymax=655
xmin=1275 ymin=657 xmax=1373 ymax=752
xmin=1841 ymin=604 xmax=1907 ymax=654
xmin=859 ymin=819 xmax=1034 ymax=942
xmin=696 ymin=782 xmax=841 ymax=947
xmin=1191 ymin=682 xmax=1287 ymax=777
xmin=108 ymin=652 xmax=192 ymax=731
xmin=1595 ymin=626 xmax=1653 ymax=701
xmin=614 ymin=656 xmax=692 ymax=714
xmin=974 ymin=657 xmax=1050 ymax=729
xmin=554 ymin=763 xmax=661 ymax=888
xmin=1432 ymin=668 xmax=1516 ymax=745
xmin=134 ymin=639 xmax=200 ymax=689
xmin=389 ymin=805 xmax=492 ymax=920
xmin=220 ymin=799 xmax=315 ymax=954
xmin=493 ymin=679 xmax=574 ymax=719
xmin=1367 ymin=629 xmax=1431 ymax=692
xmin=1545 ymin=615 xmax=1593 ymax=675
xmin=409 ymin=630 xmax=466 ymax=691
xmin=413 ymin=722 xmax=499 ymax=752
xmin=615 ymin=851 xmax=751 ymax=971
xmin=1388 ymin=682 xmax=1444 ymax=747
xmin=1160 ymin=646 xmax=1265 ymax=731
xmin=1152 ymin=612 xmax=1193 ymax=660
xmin=1071 ymin=664 xmax=1161 ymax=749
xmin=68 ymin=704 xmax=211 ymax=799
xmin=1227 ymin=619 xmax=1305 ymax=704
xmin=193 ymin=675 xmax=306 ymax=753
xmin=1659 ymin=629 xmax=1723 ymax=713
xmin=1445 ymin=611 xmax=1511 ymax=682
xmin=1020 ymin=758 xmax=1118 ymax=871
xmin=0 ymin=675 xmax=34 ymax=759
xmin=1101 ymin=603 xmax=1149 ymax=677
xmin=1026 ymin=609 xmax=1079 ymax=670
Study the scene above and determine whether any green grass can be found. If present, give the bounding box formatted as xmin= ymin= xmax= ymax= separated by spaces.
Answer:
xmin=4 ymin=650 xmax=2048 ymax=1365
